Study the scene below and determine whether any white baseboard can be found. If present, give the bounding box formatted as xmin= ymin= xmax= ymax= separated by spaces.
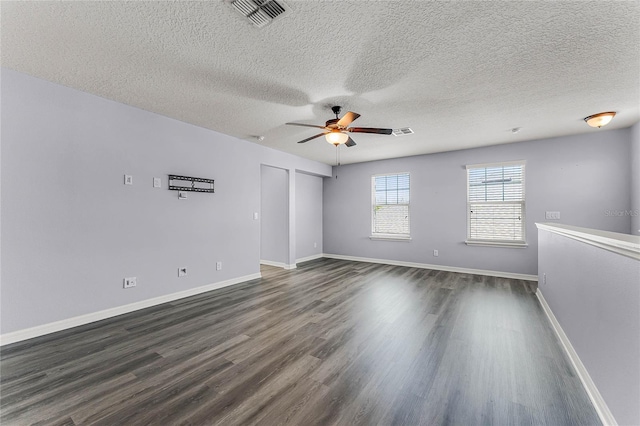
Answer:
xmin=0 ymin=255 xmax=536 ymax=347
xmin=322 ymin=253 xmax=538 ymax=281
xmin=295 ymin=253 xmax=324 ymax=264
xmin=260 ymin=260 xmax=297 ymax=270
xmin=0 ymin=273 xmax=262 ymax=347
xmin=536 ymin=290 xmax=617 ymax=426
xmin=260 ymin=259 xmax=286 ymax=268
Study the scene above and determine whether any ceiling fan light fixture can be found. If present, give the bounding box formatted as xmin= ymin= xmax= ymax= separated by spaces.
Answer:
xmin=326 ymin=130 xmax=349 ymax=145
xmin=287 ymin=106 xmax=393 ymax=147
xmin=584 ymin=111 xmax=616 ymax=128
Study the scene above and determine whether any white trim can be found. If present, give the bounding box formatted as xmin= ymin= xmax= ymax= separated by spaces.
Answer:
xmin=295 ymin=253 xmax=324 ymax=263
xmin=371 ymin=172 xmax=411 ymax=237
xmin=369 ymin=235 xmax=412 ymax=241
xmin=260 ymin=259 xmax=287 ymax=268
xmin=536 ymin=290 xmax=618 ymax=426
xmin=0 ymin=273 xmax=262 ymax=347
xmin=467 ymin=162 xmax=526 ymax=244
xmin=371 ymin=171 xmax=412 ymax=178
xmin=467 ymin=200 xmax=526 ymax=205
xmin=465 ymin=159 xmax=527 ymax=169
xmin=260 ymin=260 xmax=297 ymax=270
xmin=536 ymin=222 xmax=640 ymax=260
xmin=322 ymin=253 xmax=537 ymax=281
xmin=465 ymin=240 xmax=528 ymax=248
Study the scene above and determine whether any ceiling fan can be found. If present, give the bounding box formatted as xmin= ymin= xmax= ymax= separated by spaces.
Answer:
xmin=286 ymin=106 xmax=393 ymax=147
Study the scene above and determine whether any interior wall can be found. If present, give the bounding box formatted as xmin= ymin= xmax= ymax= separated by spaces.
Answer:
xmin=538 ymin=227 xmax=640 ymax=426
xmin=295 ymin=172 xmax=323 ymax=261
xmin=631 ymin=122 xmax=640 ymax=235
xmin=0 ymin=68 xmax=330 ymax=335
xmin=323 ymin=129 xmax=632 ymax=276
xmin=260 ymin=166 xmax=289 ymax=265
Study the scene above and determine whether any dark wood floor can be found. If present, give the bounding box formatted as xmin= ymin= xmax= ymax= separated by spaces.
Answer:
xmin=1 ymin=259 xmax=600 ymax=425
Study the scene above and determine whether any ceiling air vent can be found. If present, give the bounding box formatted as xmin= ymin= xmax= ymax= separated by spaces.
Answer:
xmin=392 ymin=128 xmax=414 ymax=136
xmin=230 ymin=0 xmax=290 ymax=28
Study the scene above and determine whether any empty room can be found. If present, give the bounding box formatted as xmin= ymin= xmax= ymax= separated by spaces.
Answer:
xmin=1 ymin=1 xmax=639 ymax=425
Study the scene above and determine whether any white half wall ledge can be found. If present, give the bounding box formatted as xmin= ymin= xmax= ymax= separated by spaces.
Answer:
xmin=536 ymin=290 xmax=618 ymax=426
xmin=0 ymin=273 xmax=262 ymax=347
xmin=536 ymin=222 xmax=640 ymax=260
xmin=322 ymin=254 xmax=538 ymax=281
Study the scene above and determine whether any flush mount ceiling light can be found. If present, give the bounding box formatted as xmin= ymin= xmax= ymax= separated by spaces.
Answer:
xmin=584 ymin=111 xmax=616 ymax=128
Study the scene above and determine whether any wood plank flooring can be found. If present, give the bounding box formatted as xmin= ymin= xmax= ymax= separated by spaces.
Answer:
xmin=1 ymin=259 xmax=601 ymax=425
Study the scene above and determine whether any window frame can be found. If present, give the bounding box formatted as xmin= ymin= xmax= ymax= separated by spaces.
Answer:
xmin=370 ymin=172 xmax=412 ymax=241
xmin=465 ymin=160 xmax=527 ymax=248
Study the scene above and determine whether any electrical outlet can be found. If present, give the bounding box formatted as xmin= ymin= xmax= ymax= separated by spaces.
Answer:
xmin=178 ymin=267 xmax=187 ymax=277
xmin=543 ymin=273 xmax=547 ymax=285
xmin=153 ymin=177 xmax=161 ymax=188
xmin=433 ymin=249 xmax=439 ymax=257
xmin=124 ymin=175 xmax=133 ymax=185
xmin=216 ymin=261 xmax=222 ymax=271
xmin=123 ymin=277 xmax=137 ymax=288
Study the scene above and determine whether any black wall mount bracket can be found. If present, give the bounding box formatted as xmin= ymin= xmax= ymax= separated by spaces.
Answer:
xmin=168 ymin=175 xmax=214 ymax=193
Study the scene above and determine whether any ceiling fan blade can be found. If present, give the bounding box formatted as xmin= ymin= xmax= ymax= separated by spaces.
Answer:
xmin=286 ymin=122 xmax=327 ymax=130
xmin=297 ymin=132 xmax=328 ymax=144
xmin=347 ymin=127 xmax=393 ymax=135
xmin=337 ymin=111 xmax=361 ymax=128
xmin=345 ymin=137 xmax=356 ymax=147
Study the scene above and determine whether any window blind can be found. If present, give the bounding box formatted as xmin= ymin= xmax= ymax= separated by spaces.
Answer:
xmin=467 ymin=163 xmax=525 ymax=243
xmin=372 ymin=173 xmax=410 ymax=236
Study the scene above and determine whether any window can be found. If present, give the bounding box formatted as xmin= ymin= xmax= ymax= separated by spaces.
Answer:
xmin=466 ymin=161 xmax=526 ymax=247
xmin=371 ymin=173 xmax=410 ymax=240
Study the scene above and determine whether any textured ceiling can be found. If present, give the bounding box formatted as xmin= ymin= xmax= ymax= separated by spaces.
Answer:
xmin=2 ymin=1 xmax=639 ymax=165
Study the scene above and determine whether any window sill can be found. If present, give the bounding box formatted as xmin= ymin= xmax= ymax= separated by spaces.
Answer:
xmin=465 ymin=240 xmax=528 ymax=248
xmin=370 ymin=235 xmax=412 ymax=242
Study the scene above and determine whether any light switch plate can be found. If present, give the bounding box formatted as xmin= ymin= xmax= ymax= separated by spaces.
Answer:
xmin=124 ymin=175 xmax=133 ymax=185
xmin=253 ymin=212 xmax=259 ymax=220
xmin=123 ymin=277 xmax=137 ymax=288
xmin=545 ymin=211 xmax=561 ymax=220
xmin=153 ymin=178 xmax=161 ymax=188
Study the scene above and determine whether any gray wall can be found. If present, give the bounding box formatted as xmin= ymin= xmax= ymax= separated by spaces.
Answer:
xmin=537 ymin=228 xmax=640 ymax=426
xmin=631 ymin=122 xmax=640 ymax=235
xmin=295 ymin=172 xmax=323 ymax=260
xmin=260 ymin=165 xmax=289 ymax=265
xmin=1 ymin=68 xmax=330 ymax=334
xmin=324 ymin=129 xmax=632 ymax=276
